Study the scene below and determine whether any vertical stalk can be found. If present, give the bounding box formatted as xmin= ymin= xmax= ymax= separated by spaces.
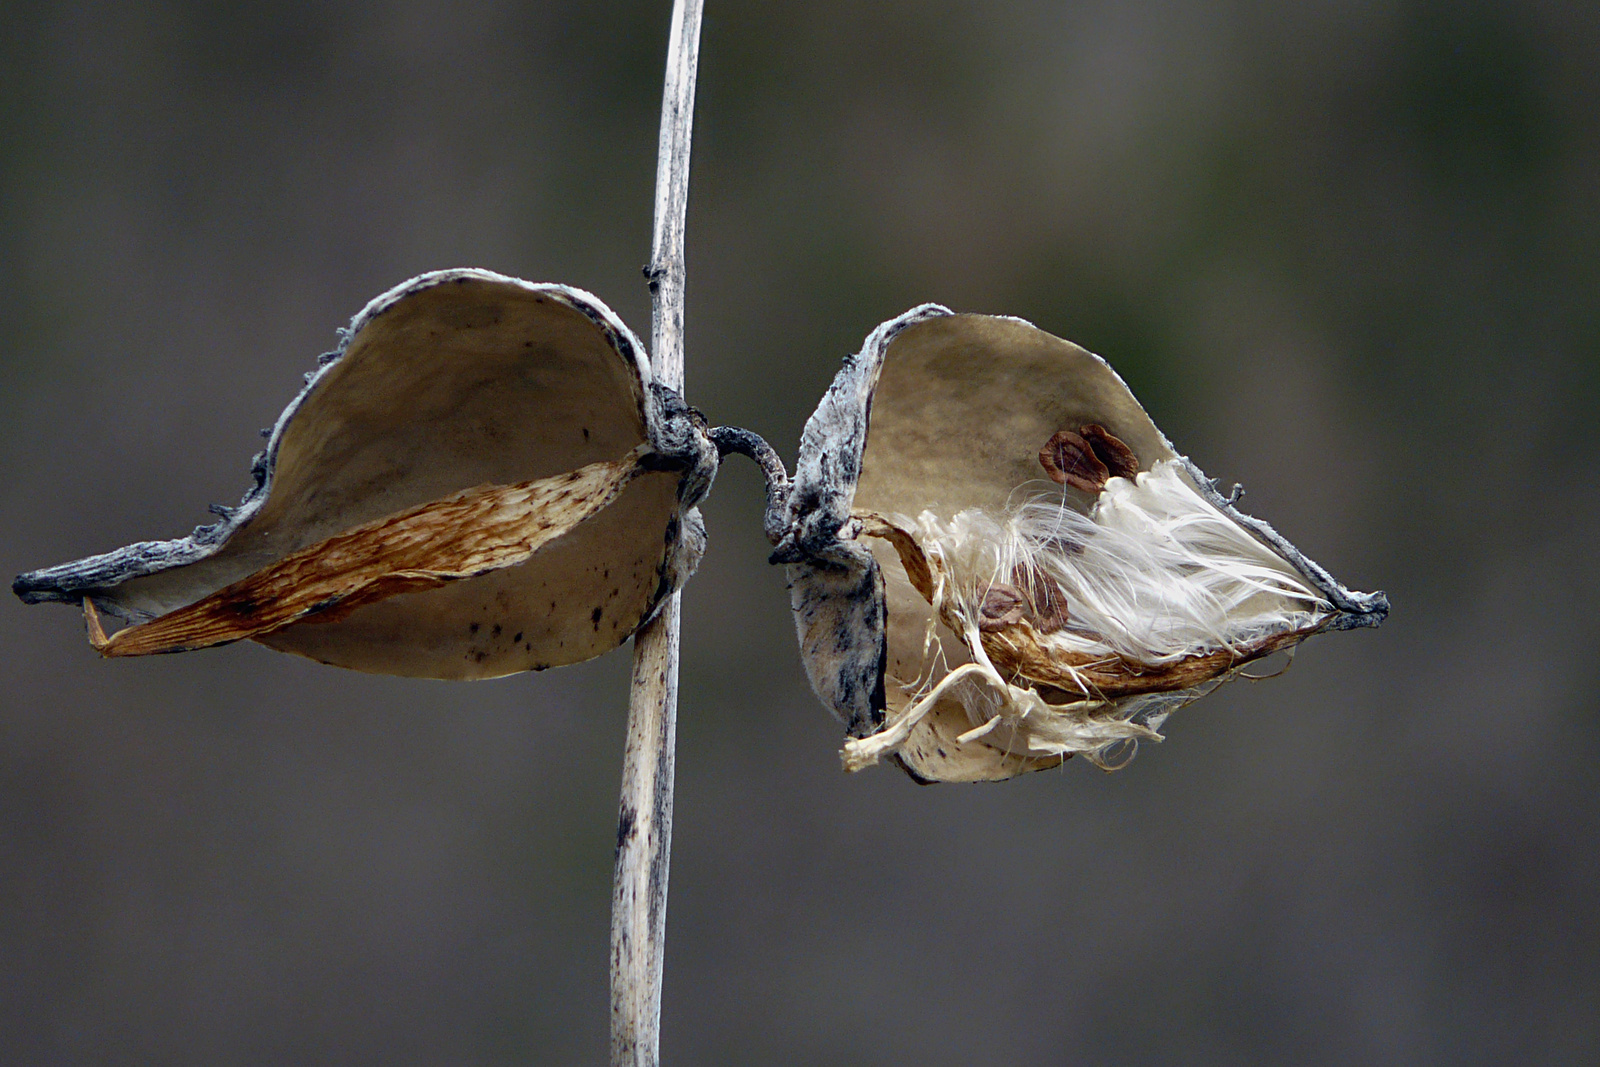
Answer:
xmin=611 ymin=2 xmax=702 ymax=1065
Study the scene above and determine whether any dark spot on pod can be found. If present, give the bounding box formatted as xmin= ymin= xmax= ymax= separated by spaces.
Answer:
xmin=513 ymin=632 xmax=523 ymax=643
xmin=1039 ymin=430 xmax=1109 ymax=492
xmin=977 ymin=584 xmax=1028 ymax=632
xmin=638 ymin=452 xmax=688 ymax=473
xmin=491 ymin=624 xmax=502 ymax=637
xmin=1078 ymin=424 xmax=1140 ymax=480
xmin=469 ymin=622 xmax=480 ymax=634
xmin=833 ymin=623 xmax=855 ymax=653
xmin=582 ymin=427 xmax=590 ymax=441
xmin=591 ymin=606 xmax=604 ymax=630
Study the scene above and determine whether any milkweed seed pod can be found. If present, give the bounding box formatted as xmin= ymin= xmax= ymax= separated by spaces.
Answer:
xmin=13 ymin=269 xmax=718 ymax=679
xmin=771 ymin=305 xmax=1388 ymax=783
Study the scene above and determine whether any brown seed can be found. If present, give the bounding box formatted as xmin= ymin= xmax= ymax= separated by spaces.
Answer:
xmin=1012 ymin=564 xmax=1070 ymax=634
xmin=1078 ymin=424 xmax=1140 ymax=480
xmin=1038 ymin=430 xmax=1110 ymax=492
xmin=977 ymin=583 xmax=1028 ymax=632
xmin=1039 ymin=532 xmax=1084 ymax=557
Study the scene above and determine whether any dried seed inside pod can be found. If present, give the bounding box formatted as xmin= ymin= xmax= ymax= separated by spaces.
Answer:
xmin=1079 ymin=423 xmax=1141 ymax=480
xmin=1012 ymin=563 xmax=1069 ymax=634
xmin=1039 ymin=429 xmax=1110 ymax=491
xmin=976 ymin=584 xmax=1028 ymax=632
xmin=14 ymin=269 xmax=718 ymax=678
xmin=773 ymin=306 xmax=1388 ymax=783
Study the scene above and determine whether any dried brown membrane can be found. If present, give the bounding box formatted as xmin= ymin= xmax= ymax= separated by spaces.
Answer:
xmin=14 ymin=270 xmax=719 ymax=678
xmin=768 ymin=307 xmax=1388 ymax=783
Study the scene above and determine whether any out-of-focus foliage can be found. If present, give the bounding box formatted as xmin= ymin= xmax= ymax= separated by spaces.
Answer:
xmin=2 ymin=2 xmax=1595 ymax=1064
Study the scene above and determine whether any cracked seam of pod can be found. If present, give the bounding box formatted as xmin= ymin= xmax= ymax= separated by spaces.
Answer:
xmin=769 ymin=305 xmax=1389 ymax=784
xmin=13 ymin=268 xmax=718 ymax=679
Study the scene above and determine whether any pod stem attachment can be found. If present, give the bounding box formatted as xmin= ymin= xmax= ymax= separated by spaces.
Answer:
xmin=710 ymin=425 xmax=791 ymax=545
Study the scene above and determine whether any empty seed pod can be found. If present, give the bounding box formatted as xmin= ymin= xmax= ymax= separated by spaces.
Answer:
xmin=14 ymin=269 xmax=718 ymax=679
xmin=771 ymin=306 xmax=1388 ymax=783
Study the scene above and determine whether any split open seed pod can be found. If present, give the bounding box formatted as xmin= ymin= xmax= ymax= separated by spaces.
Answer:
xmin=14 ymin=269 xmax=717 ymax=679
xmin=771 ymin=305 xmax=1388 ymax=783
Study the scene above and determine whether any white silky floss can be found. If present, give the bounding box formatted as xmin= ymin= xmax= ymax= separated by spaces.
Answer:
xmin=868 ymin=461 xmax=1333 ymax=767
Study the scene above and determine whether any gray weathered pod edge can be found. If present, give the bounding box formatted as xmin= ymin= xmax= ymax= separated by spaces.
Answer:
xmin=771 ymin=304 xmax=1388 ymax=784
xmin=14 ymin=268 xmax=718 ymax=679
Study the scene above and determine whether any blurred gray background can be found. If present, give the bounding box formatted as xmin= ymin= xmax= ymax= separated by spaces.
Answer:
xmin=3 ymin=1 xmax=1596 ymax=1063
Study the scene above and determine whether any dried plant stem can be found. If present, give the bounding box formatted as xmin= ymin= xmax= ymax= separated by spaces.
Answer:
xmin=611 ymin=2 xmax=702 ymax=1065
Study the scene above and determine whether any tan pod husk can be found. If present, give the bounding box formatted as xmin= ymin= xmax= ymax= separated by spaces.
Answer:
xmin=772 ymin=306 xmax=1388 ymax=783
xmin=15 ymin=269 xmax=718 ymax=678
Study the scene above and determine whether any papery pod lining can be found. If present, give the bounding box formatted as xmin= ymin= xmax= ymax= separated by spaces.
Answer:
xmin=14 ymin=269 xmax=717 ymax=679
xmin=778 ymin=306 xmax=1387 ymax=783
